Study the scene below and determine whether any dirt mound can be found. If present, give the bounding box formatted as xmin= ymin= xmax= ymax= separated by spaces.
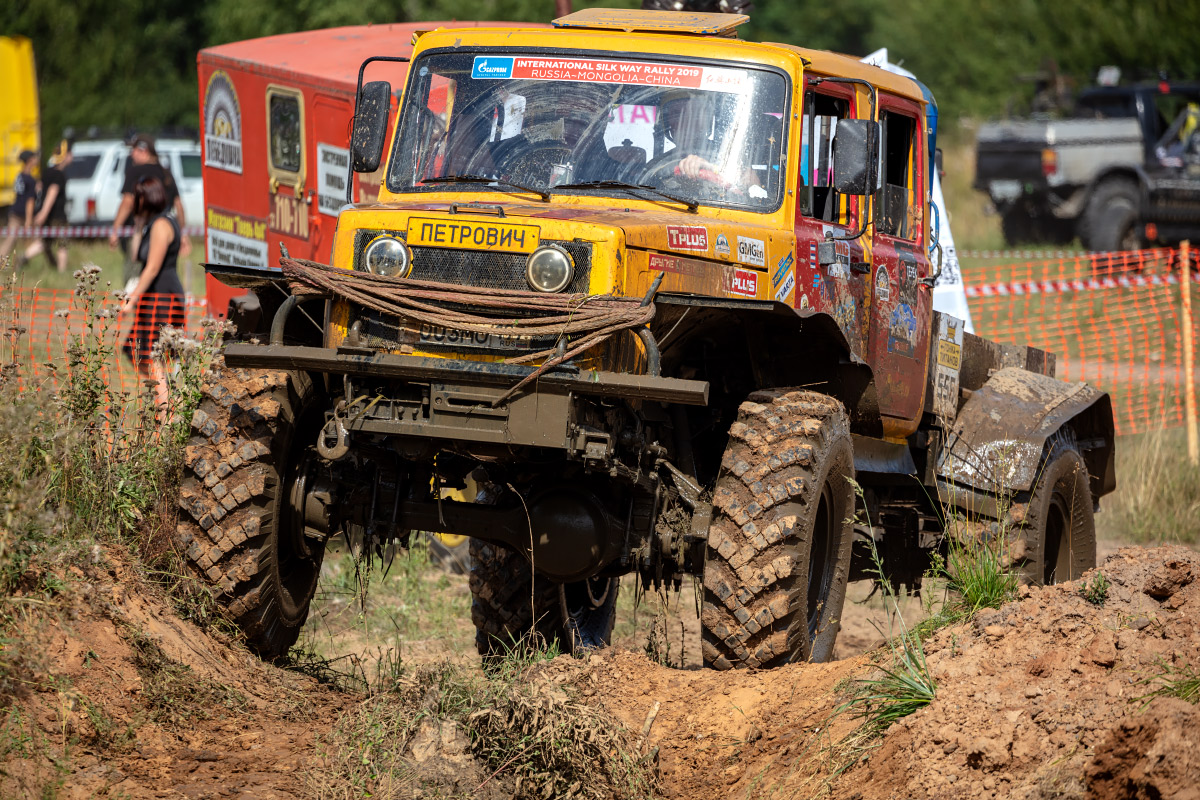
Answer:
xmin=6 ymin=542 xmax=1199 ymax=799
xmin=529 ymin=545 xmax=1200 ymax=799
xmin=837 ymin=546 xmax=1200 ymax=800
xmin=0 ymin=546 xmax=518 ymax=800
xmin=0 ymin=547 xmax=346 ymax=798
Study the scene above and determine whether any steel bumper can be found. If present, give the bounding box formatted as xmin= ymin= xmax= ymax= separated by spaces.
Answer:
xmin=222 ymin=343 xmax=709 ymax=406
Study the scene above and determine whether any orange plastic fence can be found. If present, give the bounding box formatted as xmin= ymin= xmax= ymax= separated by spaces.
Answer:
xmin=962 ymin=247 xmax=1200 ymax=436
xmin=1 ymin=288 xmax=208 ymax=398
xmin=3 ymin=253 xmax=1196 ymax=438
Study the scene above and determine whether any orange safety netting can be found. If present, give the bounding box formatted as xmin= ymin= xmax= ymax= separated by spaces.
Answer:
xmin=962 ymin=247 xmax=1200 ymax=436
xmin=3 ymin=253 xmax=1196 ymax=439
xmin=0 ymin=288 xmax=208 ymax=398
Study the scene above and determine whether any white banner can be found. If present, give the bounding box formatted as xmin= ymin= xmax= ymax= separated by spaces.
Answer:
xmin=207 ymin=228 xmax=270 ymax=270
xmin=317 ymin=143 xmax=351 ymax=217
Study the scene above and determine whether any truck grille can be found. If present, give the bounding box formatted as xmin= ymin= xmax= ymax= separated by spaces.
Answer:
xmin=353 ymin=229 xmax=592 ymax=293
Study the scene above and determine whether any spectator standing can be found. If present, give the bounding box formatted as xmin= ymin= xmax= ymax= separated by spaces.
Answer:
xmin=1 ymin=149 xmax=38 ymax=265
xmin=119 ymin=176 xmax=184 ymax=409
xmin=24 ymin=139 xmax=72 ymax=272
xmin=108 ymin=135 xmax=190 ymax=280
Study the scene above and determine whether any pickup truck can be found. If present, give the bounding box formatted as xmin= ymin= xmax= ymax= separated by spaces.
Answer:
xmin=975 ymin=81 xmax=1200 ymax=251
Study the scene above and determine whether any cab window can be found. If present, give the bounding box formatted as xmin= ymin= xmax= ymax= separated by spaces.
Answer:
xmin=800 ymin=92 xmax=850 ymax=223
xmin=267 ymin=86 xmax=305 ymax=183
xmin=875 ymin=110 xmax=917 ymax=239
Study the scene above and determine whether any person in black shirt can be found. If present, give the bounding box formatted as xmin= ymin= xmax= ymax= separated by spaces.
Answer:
xmin=1 ymin=149 xmax=38 ymax=265
xmin=108 ymin=134 xmax=190 ymax=262
xmin=24 ymin=140 xmax=72 ymax=272
xmin=120 ymin=175 xmax=185 ymax=408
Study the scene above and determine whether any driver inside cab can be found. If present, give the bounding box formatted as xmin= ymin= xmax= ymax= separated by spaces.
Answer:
xmin=660 ymin=90 xmax=774 ymax=201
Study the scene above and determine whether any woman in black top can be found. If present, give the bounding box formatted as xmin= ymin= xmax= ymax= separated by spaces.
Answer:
xmin=120 ymin=175 xmax=185 ymax=407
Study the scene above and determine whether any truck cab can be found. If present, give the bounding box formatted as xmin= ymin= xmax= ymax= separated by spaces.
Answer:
xmin=186 ymin=9 xmax=1114 ymax=669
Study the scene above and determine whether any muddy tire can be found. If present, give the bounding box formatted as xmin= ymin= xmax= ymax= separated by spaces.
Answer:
xmin=1013 ymin=433 xmax=1097 ymax=586
xmin=175 ymin=368 xmax=326 ymax=661
xmin=701 ymin=390 xmax=855 ymax=669
xmin=469 ymin=539 xmax=618 ymax=658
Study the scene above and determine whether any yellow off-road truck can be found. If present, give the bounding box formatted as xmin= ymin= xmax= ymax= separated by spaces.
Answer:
xmin=182 ymin=9 xmax=1115 ymax=667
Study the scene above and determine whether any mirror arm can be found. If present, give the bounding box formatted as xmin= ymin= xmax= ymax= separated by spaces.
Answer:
xmin=920 ymin=243 xmax=944 ymax=288
xmin=808 ymin=76 xmax=878 ymax=242
xmin=919 ymin=201 xmax=943 ymax=287
xmin=807 ymin=76 xmax=877 ymax=123
xmin=348 ymin=55 xmax=410 ymax=205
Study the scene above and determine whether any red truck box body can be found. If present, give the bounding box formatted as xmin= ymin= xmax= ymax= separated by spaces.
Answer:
xmin=196 ymin=22 xmax=500 ymax=318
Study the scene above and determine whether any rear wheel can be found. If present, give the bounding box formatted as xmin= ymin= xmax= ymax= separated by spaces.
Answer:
xmin=175 ymin=368 xmax=326 ymax=660
xmin=1013 ymin=433 xmax=1096 ymax=586
xmin=468 ymin=539 xmax=618 ymax=658
xmin=701 ymin=390 xmax=855 ymax=669
xmin=1079 ymin=177 xmax=1140 ymax=252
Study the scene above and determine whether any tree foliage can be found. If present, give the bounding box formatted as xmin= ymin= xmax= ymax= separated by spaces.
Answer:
xmin=3 ymin=0 xmax=1199 ymax=154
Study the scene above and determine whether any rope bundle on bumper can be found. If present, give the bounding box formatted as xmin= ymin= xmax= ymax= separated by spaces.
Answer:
xmin=280 ymin=257 xmax=655 ymax=398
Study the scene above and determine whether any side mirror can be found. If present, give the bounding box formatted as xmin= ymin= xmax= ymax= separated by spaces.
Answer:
xmin=351 ymin=81 xmax=392 ymax=173
xmin=831 ymin=119 xmax=881 ymax=196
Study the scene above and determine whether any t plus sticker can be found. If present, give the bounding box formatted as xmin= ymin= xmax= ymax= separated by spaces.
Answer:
xmin=667 ymin=225 xmax=708 ymax=251
xmin=728 ymin=268 xmax=758 ymax=298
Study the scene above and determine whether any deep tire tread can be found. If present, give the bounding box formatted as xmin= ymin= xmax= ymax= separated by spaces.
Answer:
xmin=701 ymin=390 xmax=854 ymax=670
xmin=468 ymin=540 xmax=562 ymax=657
xmin=174 ymin=366 xmax=319 ymax=660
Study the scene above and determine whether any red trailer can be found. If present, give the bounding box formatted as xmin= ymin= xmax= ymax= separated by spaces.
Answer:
xmin=197 ymin=22 xmax=503 ymax=319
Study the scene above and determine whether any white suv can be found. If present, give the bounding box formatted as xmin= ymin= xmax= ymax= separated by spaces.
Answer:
xmin=64 ymin=138 xmax=203 ymax=229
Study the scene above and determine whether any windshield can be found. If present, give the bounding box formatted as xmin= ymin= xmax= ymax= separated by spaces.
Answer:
xmin=388 ymin=51 xmax=789 ymax=211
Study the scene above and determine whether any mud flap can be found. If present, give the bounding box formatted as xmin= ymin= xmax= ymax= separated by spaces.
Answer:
xmin=935 ymin=367 xmax=1115 ymax=498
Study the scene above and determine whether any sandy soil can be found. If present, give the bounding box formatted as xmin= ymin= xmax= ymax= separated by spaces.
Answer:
xmin=3 ymin=541 xmax=1198 ymax=799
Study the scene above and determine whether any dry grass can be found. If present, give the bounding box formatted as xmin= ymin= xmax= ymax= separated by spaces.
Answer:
xmin=1097 ymin=426 xmax=1200 ymax=546
xmin=305 ymin=643 xmax=657 ymax=800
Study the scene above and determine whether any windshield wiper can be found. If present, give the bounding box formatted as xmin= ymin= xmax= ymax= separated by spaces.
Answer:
xmin=421 ymin=174 xmax=550 ymax=202
xmin=551 ymin=180 xmax=699 ymax=213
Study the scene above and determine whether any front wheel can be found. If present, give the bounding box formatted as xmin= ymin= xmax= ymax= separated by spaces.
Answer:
xmin=175 ymin=368 xmax=326 ymax=660
xmin=701 ymin=390 xmax=855 ymax=669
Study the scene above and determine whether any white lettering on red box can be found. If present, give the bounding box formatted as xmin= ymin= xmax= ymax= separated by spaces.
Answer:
xmin=730 ymin=268 xmax=758 ymax=298
xmin=667 ymin=225 xmax=708 ymax=251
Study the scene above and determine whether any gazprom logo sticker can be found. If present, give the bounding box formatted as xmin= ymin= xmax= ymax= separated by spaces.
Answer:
xmin=472 ymin=57 xmax=514 ymax=79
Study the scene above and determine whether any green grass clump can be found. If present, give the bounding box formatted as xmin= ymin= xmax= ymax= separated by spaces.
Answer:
xmin=843 ymin=638 xmax=937 ymax=734
xmin=1078 ymin=571 xmax=1111 ymax=606
xmin=942 ymin=527 xmax=1020 ymax=620
xmin=0 ymin=258 xmax=224 ymax=719
xmin=1138 ymin=660 xmax=1200 ymax=707
xmin=839 ymin=499 xmax=939 ymax=736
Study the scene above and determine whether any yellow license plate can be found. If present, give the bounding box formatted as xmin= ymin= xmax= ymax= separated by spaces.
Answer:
xmin=407 ymin=217 xmax=539 ymax=253
xmin=937 ymin=339 xmax=962 ymax=369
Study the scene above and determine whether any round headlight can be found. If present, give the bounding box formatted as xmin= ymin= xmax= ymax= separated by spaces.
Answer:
xmin=525 ymin=245 xmax=574 ymax=293
xmin=363 ymin=236 xmax=411 ymax=278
